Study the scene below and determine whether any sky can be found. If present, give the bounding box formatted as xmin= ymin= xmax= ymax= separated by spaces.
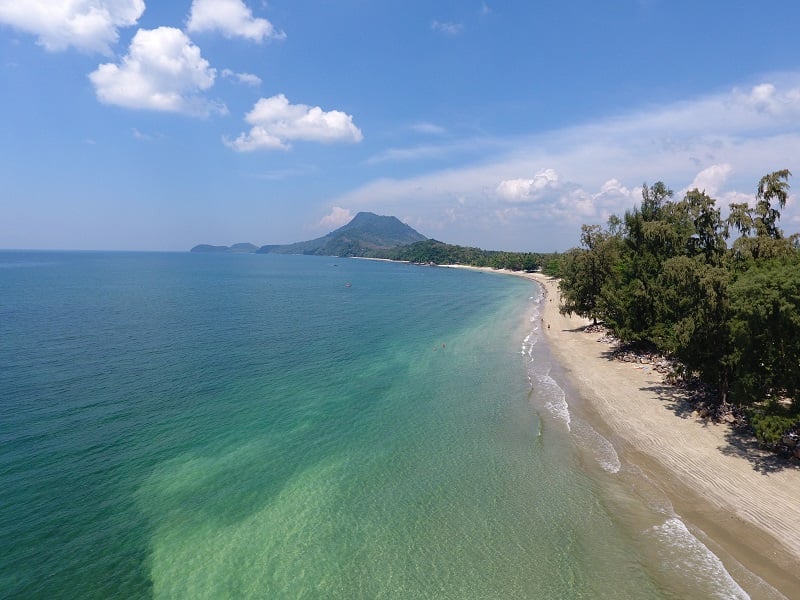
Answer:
xmin=3 ymin=1 xmax=800 ymax=252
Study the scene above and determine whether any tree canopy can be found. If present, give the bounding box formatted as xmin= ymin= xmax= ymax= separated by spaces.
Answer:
xmin=556 ymin=170 xmax=800 ymax=445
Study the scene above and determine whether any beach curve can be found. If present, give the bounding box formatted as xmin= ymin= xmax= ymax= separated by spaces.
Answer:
xmin=449 ymin=265 xmax=800 ymax=597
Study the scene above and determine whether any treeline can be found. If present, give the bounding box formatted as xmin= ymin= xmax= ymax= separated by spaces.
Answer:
xmin=372 ymin=238 xmax=561 ymax=272
xmin=556 ymin=170 xmax=800 ymax=446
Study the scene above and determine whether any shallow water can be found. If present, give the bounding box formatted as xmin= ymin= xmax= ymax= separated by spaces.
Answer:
xmin=0 ymin=252 xmax=781 ymax=598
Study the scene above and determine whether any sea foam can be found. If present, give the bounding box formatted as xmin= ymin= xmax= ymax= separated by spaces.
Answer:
xmin=571 ymin=419 xmax=621 ymax=473
xmin=648 ymin=518 xmax=750 ymax=600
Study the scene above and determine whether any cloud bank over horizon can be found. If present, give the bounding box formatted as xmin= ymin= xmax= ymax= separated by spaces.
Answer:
xmin=326 ymin=79 xmax=800 ymax=249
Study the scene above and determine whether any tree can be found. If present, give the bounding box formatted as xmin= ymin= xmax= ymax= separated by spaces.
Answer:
xmin=656 ymin=256 xmax=733 ymax=399
xmin=601 ymin=182 xmax=685 ymax=341
xmin=681 ymin=189 xmax=728 ymax=265
xmin=558 ymin=224 xmax=620 ymax=324
xmin=728 ymin=169 xmax=795 ymax=263
xmin=728 ymin=256 xmax=800 ymax=409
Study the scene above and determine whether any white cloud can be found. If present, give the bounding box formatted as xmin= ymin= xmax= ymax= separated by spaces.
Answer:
xmin=412 ymin=122 xmax=446 ymax=135
xmin=89 ymin=27 xmax=225 ymax=117
xmin=187 ymin=0 xmax=285 ymax=42
xmin=431 ymin=20 xmax=463 ymax=35
xmin=366 ymin=144 xmax=454 ymax=165
xmin=684 ymin=163 xmax=732 ymax=196
xmin=319 ymin=206 xmax=353 ymax=230
xmin=225 ymin=94 xmax=363 ymax=151
xmin=496 ymin=169 xmax=560 ymax=202
xmin=132 ymin=128 xmax=165 ymax=141
xmin=549 ymin=179 xmax=639 ymax=223
xmin=732 ymin=83 xmax=800 ymax=117
xmin=0 ymin=0 xmax=144 ymax=54
xmin=221 ymin=68 xmax=261 ymax=86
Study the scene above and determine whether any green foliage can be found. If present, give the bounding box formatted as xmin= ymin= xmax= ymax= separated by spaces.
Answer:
xmin=541 ymin=253 xmax=563 ymax=277
xmin=728 ymin=256 xmax=800 ymax=408
xmin=654 ymin=256 xmax=732 ymax=390
xmin=378 ymin=239 xmax=548 ymax=272
xmin=748 ymin=410 xmax=799 ymax=446
xmin=558 ymin=225 xmax=621 ymax=324
xmin=727 ymin=169 xmax=796 ymax=264
xmin=557 ymin=170 xmax=799 ymax=411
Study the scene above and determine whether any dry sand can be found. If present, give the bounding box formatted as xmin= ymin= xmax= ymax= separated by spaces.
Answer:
xmin=448 ymin=265 xmax=800 ymax=595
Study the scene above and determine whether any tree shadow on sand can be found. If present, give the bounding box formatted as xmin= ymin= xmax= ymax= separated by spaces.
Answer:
xmin=640 ymin=383 xmax=800 ymax=474
xmin=570 ymin=325 xmax=800 ymax=473
xmin=717 ymin=429 xmax=800 ymax=474
xmin=639 ymin=383 xmax=712 ymax=422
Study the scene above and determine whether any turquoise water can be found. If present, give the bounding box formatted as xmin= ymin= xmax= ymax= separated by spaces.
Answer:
xmin=0 ymin=252 xmax=776 ymax=598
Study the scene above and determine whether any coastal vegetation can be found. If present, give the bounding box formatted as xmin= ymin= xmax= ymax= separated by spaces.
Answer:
xmin=377 ymin=238 xmax=557 ymax=272
xmin=556 ymin=170 xmax=800 ymax=450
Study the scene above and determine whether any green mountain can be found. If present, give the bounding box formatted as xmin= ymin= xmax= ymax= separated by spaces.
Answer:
xmin=256 ymin=212 xmax=427 ymax=256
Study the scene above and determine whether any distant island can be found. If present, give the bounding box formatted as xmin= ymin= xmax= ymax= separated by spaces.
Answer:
xmin=191 ymin=211 xmax=556 ymax=272
xmin=190 ymin=242 xmax=259 ymax=253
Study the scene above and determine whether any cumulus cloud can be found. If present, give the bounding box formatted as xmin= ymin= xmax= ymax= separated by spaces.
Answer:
xmin=319 ymin=206 xmax=353 ymax=229
xmin=221 ymin=68 xmax=261 ymax=86
xmin=187 ymin=0 xmax=285 ymax=42
xmin=496 ymin=169 xmax=560 ymax=202
xmin=225 ymin=94 xmax=363 ymax=151
xmin=0 ymin=0 xmax=144 ymax=54
xmin=89 ymin=27 xmax=225 ymax=117
xmin=684 ymin=163 xmax=733 ymax=196
xmin=550 ymin=179 xmax=639 ymax=223
xmin=732 ymin=83 xmax=800 ymax=117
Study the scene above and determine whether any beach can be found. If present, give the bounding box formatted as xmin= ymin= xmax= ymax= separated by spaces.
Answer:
xmin=444 ymin=264 xmax=800 ymax=596
xmin=524 ymin=270 xmax=800 ymax=596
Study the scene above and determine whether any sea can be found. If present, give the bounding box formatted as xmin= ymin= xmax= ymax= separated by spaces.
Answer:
xmin=0 ymin=251 xmax=786 ymax=599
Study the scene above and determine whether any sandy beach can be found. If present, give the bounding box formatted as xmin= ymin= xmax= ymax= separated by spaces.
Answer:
xmin=527 ymin=271 xmax=800 ymax=595
xmin=449 ymin=266 xmax=800 ymax=596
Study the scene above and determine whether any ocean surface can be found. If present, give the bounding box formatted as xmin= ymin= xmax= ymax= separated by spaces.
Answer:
xmin=0 ymin=251 xmax=783 ymax=599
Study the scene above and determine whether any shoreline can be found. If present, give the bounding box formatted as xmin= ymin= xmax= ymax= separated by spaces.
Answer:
xmin=447 ymin=265 xmax=800 ymax=597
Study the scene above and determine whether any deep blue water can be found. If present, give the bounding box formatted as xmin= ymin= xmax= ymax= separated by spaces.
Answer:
xmin=0 ymin=252 xmax=766 ymax=599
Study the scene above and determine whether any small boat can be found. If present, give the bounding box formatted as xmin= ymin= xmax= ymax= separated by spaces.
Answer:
xmin=345 ymin=282 xmax=352 ymax=287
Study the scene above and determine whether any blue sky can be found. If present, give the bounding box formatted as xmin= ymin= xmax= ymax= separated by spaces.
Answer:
xmin=3 ymin=1 xmax=800 ymax=251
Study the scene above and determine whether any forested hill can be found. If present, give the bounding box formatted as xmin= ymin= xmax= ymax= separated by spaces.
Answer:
xmin=256 ymin=212 xmax=427 ymax=256
xmin=555 ymin=170 xmax=800 ymax=450
xmin=376 ymin=239 xmax=553 ymax=271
